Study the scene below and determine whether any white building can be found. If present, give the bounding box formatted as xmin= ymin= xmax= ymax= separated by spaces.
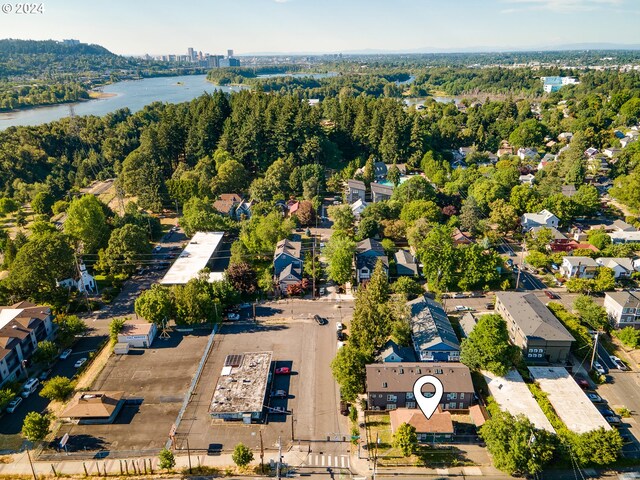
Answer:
xmin=560 ymin=256 xmax=599 ymax=279
xmin=57 ymin=263 xmax=97 ymax=295
xmin=117 ymin=321 xmax=157 ymax=348
xmin=160 ymin=232 xmax=225 ymax=285
xmin=604 ymin=291 xmax=640 ymax=329
xmin=521 ymin=209 xmax=559 ymax=230
xmin=350 ymin=198 xmax=368 ymax=219
xmin=595 ymin=257 xmax=634 ymax=279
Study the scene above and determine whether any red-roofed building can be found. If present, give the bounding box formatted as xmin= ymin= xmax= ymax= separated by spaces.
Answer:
xmin=389 ymin=408 xmax=454 ymax=443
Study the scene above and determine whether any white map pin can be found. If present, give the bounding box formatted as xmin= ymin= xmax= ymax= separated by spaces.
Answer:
xmin=413 ymin=375 xmax=444 ymax=420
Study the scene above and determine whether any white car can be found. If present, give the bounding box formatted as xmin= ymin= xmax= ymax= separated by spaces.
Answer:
xmin=594 ymin=362 xmax=606 ymax=376
xmin=227 ymin=313 xmax=240 ymax=321
xmin=610 ymin=356 xmax=627 ymax=371
xmin=74 ymin=358 xmax=87 ymax=368
xmin=455 ymin=305 xmax=468 ymax=312
xmin=153 ymin=245 xmax=162 ymax=253
xmin=60 ymin=348 xmax=72 ymax=359
xmin=336 ymin=322 xmax=343 ymax=331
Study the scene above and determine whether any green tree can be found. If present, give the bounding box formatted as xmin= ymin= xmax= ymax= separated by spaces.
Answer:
xmin=459 ymin=196 xmax=483 ymax=235
xmin=387 ymin=164 xmax=401 ymax=187
xmin=525 ymin=251 xmax=550 ymax=269
xmin=98 ymin=224 xmax=150 ymax=276
xmin=32 ymin=340 xmax=58 ymax=366
xmin=587 ymin=229 xmax=611 ymax=250
xmin=56 ymin=315 xmax=87 ymax=346
xmin=508 ymin=119 xmax=545 ymax=149
xmin=391 ymin=277 xmax=423 ymax=300
xmin=226 ymin=262 xmax=258 ymax=295
xmin=109 ymin=317 xmax=126 ymax=341
xmin=415 ymin=225 xmax=457 ymax=292
xmin=211 ymin=159 xmax=248 ymax=194
xmin=489 ymin=199 xmax=519 ymax=234
xmin=613 ymin=326 xmax=640 ymax=348
xmin=480 ymin=411 xmax=555 ymax=476
xmin=0 ymin=388 xmax=16 ymax=412
xmin=173 ymin=276 xmax=221 ymax=324
xmin=391 ymin=176 xmax=436 ymax=204
xmin=232 ymin=443 xmax=254 ymax=468
xmin=180 ymin=196 xmax=231 ymax=237
xmin=135 ymin=285 xmax=175 ymax=325
xmin=393 ymin=422 xmax=418 ymax=457
xmin=594 ymin=267 xmax=615 ymax=293
xmin=158 ymin=448 xmax=176 ymax=471
xmin=460 ymin=314 xmax=520 ymax=376
xmin=51 ymin=200 xmax=68 ymax=215
xmin=572 ymin=185 xmax=600 ymax=217
xmin=324 ymin=235 xmax=356 ymax=286
xmin=573 ymin=295 xmax=608 ymax=330
xmin=0 ymin=197 xmax=19 ymax=216
xmin=399 ymin=200 xmax=441 ymax=226
xmin=15 ymin=209 xmax=27 ymax=227
xmin=22 ymin=412 xmax=51 ymax=442
xmin=571 ymin=428 xmax=623 ymax=466
xmin=357 ymin=216 xmax=380 ymax=240
xmin=328 ymin=204 xmax=355 ymax=237
xmin=64 ymin=195 xmax=110 ymax=254
xmin=330 ymin=343 xmax=371 ymax=402
xmin=39 ymin=376 xmax=75 ymax=401
xmin=31 ymin=191 xmax=54 ymax=215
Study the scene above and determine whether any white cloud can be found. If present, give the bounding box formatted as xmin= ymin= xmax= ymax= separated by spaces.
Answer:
xmin=273 ymin=0 xmax=292 ymax=3
xmin=501 ymin=0 xmax=624 ymax=13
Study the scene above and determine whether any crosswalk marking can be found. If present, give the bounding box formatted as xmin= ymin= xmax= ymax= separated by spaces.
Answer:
xmin=303 ymin=454 xmax=350 ymax=469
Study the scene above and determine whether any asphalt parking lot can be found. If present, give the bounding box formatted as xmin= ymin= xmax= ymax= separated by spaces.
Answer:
xmin=175 ymin=299 xmax=353 ymax=454
xmin=55 ymin=331 xmax=209 ymax=455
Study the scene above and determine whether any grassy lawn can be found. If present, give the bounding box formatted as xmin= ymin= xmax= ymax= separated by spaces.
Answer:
xmin=365 ymin=412 xmax=472 ymax=468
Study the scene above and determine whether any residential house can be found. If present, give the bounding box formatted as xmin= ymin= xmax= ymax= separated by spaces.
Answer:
xmin=537 ymin=153 xmax=556 ymax=171
xmin=561 ymin=185 xmax=577 ymax=198
xmin=346 ymin=179 xmax=366 ymax=204
xmin=620 ymin=136 xmax=636 ymax=149
xmin=235 ymin=199 xmax=252 ymax=220
xmin=395 ymin=250 xmax=419 ymax=277
xmin=609 ymin=231 xmax=640 ymax=244
xmin=459 ymin=312 xmax=478 ymax=338
xmin=365 ymin=362 xmax=475 ymax=411
xmin=379 ymin=339 xmax=416 ymax=363
xmin=604 ymin=291 xmax=640 ymax=329
xmin=390 ymin=408 xmax=454 ymax=443
xmin=1 ymin=302 xmax=55 ymax=387
xmin=517 ymin=147 xmax=539 ymax=161
xmin=495 ymin=292 xmax=575 ymax=363
xmin=350 ymin=198 xmax=368 ymax=220
xmin=408 ymin=296 xmax=460 ymax=362
xmin=595 ymin=257 xmax=634 ymax=279
xmin=61 ymin=391 xmax=126 ymax=424
xmin=603 ymin=148 xmax=621 ymax=159
xmin=213 ymin=194 xmax=242 ymax=218
xmin=355 ymin=238 xmax=388 ymax=283
xmin=273 ymin=239 xmax=303 ymax=293
xmin=452 ymin=228 xmax=473 ymax=246
xmin=57 ymin=262 xmax=97 ymax=295
xmin=529 ymin=226 xmax=570 ymax=251
xmin=614 ymin=130 xmax=626 ymax=140
xmin=560 ymin=256 xmax=599 ymax=279
xmin=519 ymin=173 xmax=536 ymax=185
xmin=287 ymin=200 xmax=300 ymax=217
xmin=371 ymin=182 xmax=394 ymax=203
xmin=584 ymin=147 xmax=599 ymax=158
xmin=558 ymin=132 xmax=574 ymax=142
xmin=497 ymin=141 xmax=514 ymax=157
xmin=374 ymin=162 xmax=388 ymax=180
xmin=521 ymin=209 xmax=560 ymax=230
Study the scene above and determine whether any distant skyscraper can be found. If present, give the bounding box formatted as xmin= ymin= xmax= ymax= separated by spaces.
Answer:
xmin=227 ymin=49 xmax=234 ymax=58
xmin=188 ymin=47 xmax=195 ymax=61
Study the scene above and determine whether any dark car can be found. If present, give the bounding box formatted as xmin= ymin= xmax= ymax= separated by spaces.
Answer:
xmin=337 ymin=331 xmax=345 ymax=341
xmin=340 ymin=401 xmax=349 ymax=416
xmin=271 ymin=389 xmax=287 ymax=398
xmin=597 ymin=407 xmax=616 ymax=417
xmin=314 ymin=314 xmax=327 ymax=325
xmin=544 ymin=290 xmax=557 ymax=299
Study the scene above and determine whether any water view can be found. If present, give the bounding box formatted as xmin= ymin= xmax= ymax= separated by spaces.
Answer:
xmin=0 ymin=74 xmax=244 ymax=130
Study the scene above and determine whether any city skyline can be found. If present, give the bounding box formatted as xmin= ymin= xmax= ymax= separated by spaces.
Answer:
xmin=1 ymin=0 xmax=640 ymax=56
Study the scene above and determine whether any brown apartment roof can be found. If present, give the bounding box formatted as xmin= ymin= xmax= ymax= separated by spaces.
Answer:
xmin=62 ymin=391 xmax=125 ymax=418
xmin=390 ymin=408 xmax=454 ymax=434
xmin=213 ymin=194 xmax=242 ymax=214
xmin=366 ymin=363 xmax=474 ymax=394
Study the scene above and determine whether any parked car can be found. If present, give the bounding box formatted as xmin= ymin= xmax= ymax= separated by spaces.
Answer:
xmin=60 ymin=348 xmax=72 ymax=359
xmin=544 ymin=290 xmax=557 ymax=299
xmin=453 ymin=293 xmax=466 ymax=298
xmin=485 ymin=303 xmax=495 ymax=310
xmin=319 ymin=287 xmax=326 ymax=295
xmin=38 ymin=369 xmax=52 ymax=381
xmin=239 ymin=303 xmax=251 ymax=309
xmin=610 ymin=356 xmax=628 ymax=371
xmin=74 ymin=358 xmax=87 ymax=368
xmin=227 ymin=313 xmax=240 ymax=321
xmin=21 ymin=378 xmax=39 ymax=398
xmin=337 ymin=330 xmax=346 ymax=341
xmin=271 ymin=406 xmax=287 ymax=413
xmin=455 ymin=305 xmax=469 ymax=312
xmin=313 ymin=315 xmax=327 ymax=325
xmin=597 ymin=407 xmax=616 ymax=417
xmin=153 ymin=245 xmax=162 ymax=253
xmin=275 ymin=367 xmax=290 ymax=375
xmin=594 ymin=362 xmax=606 ymax=376
xmin=337 ymin=341 xmax=345 ymax=349
xmin=336 ymin=322 xmax=343 ymax=331
xmin=271 ymin=390 xmax=287 ymax=398
xmin=605 ymin=416 xmax=622 ymax=426
xmin=575 ymin=377 xmax=590 ymax=390
xmin=340 ymin=401 xmax=350 ymax=416
xmin=586 ymin=392 xmax=602 ymax=403
xmin=470 ymin=292 xmax=485 ymax=298
xmin=6 ymin=396 xmax=22 ymax=413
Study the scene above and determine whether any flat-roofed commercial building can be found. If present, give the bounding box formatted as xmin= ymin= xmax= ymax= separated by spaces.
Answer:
xmin=209 ymin=352 xmax=272 ymax=423
xmin=528 ymin=367 xmax=611 ymax=434
xmin=160 ymin=232 xmax=225 ymax=285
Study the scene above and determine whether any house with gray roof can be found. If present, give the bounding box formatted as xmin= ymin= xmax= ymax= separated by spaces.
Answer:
xmin=374 ymin=162 xmax=388 ymax=180
xmin=346 ymin=179 xmax=366 ymax=204
xmin=395 ymin=250 xmax=419 ymax=277
xmin=273 ymin=239 xmax=303 ymax=293
xmin=604 ymin=291 xmax=640 ymax=329
xmin=408 ymin=296 xmax=460 ymax=362
xmin=560 ymin=256 xmax=598 ymax=279
xmin=371 ymin=182 xmax=394 ymax=203
xmin=379 ymin=339 xmax=416 ymax=363
xmin=595 ymin=257 xmax=634 ymax=279
xmin=355 ymin=238 xmax=388 ymax=283
xmin=495 ymin=292 xmax=575 ymax=363
xmin=522 ymin=209 xmax=560 ymax=230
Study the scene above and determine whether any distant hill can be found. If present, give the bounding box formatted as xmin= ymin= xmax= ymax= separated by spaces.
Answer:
xmin=0 ymin=39 xmax=115 ymax=56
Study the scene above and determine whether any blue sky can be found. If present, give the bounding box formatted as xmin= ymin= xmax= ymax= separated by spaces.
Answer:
xmin=1 ymin=0 xmax=639 ymax=55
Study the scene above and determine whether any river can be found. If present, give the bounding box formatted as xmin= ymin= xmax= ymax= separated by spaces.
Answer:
xmin=0 ymin=74 xmax=245 ymax=130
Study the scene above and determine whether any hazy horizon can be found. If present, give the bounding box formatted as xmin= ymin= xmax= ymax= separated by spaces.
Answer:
xmin=1 ymin=0 xmax=640 ymax=57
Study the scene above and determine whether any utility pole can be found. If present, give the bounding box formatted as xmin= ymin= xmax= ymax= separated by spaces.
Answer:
xmin=185 ymin=437 xmax=192 ymax=474
xmin=291 ymin=411 xmax=295 ymax=441
xmin=26 ymin=448 xmax=37 ymax=480
xmin=259 ymin=430 xmax=265 ymax=472
xmin=590 ymin=331 xmax=600 ymax=371
xmin=276 ymin=435 xmax=282 ymax=480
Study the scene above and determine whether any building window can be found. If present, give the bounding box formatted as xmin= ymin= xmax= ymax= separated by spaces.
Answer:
xmin=382 ymin=382 xmax=387 ymax=388
xmin=459 ymin=402 xmax=464 ymax=409
xmin=386 ymin=404 xmax=397 ymax=411
xmin=460 ymin=393 xmax=465 ymax=400
xmin=448 ymin=402 xmax=457 ymax=409
xmin=447 ymin=392 xmax=458 ymax=400
xmin=406 ymin=392 xmax=414 ymax=400
xmin=387 ymin=394 xmax=397 ymax=402
xmin=406 ymin=402 xmax=416 ymax=409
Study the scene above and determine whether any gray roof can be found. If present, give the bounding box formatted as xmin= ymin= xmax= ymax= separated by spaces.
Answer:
xmin=370 ymin=183 xmax=394 ymax=195
xmin=356 ymin=255 xmax=389 ymax=272
xmin=408 ymin=296 xmax=460 ymax=358
xmin=366 ymin=363 xmax=474 ymax=394
xmin=561 ymin=185 xmax=577 ymax=197
xmin=347 ymin=179 xmax=366 ymax=190
xmin=613 ymin=219 xmax=637 ymax=232
xmin=278 ymin=264 xmax=302 ymax=282
xmin=274 ymin=239 xmax=302 ymax=261
xmin=495 ymin=292 xmax=575 ymax=343
xmin=379 ymin=339 xmax=417 ymax=363
xmin=374 ymin=162 xmax=388 ymax=176
xmin=530 ymin=226 xmax=567 ymax=241
xmin=356 ymin=238 xmax=385 ymax=255
xmin=395 ymin=250 xmax=419 ymax=275
xmin=605 ymin=291 xmax=640 ymax=309
xmin=563 ymin=256 xmax=598 ymax=267
xmin=459 ymin=312 xmax=478 ymax=338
